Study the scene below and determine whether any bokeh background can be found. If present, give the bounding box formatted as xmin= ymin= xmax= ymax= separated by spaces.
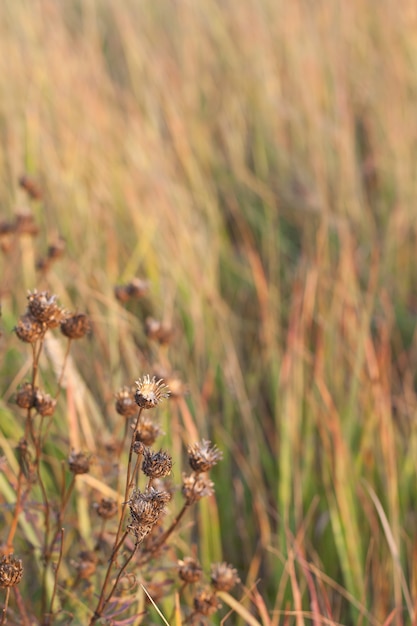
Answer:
xmin=1 ymin=1 xmax=417 ymax=624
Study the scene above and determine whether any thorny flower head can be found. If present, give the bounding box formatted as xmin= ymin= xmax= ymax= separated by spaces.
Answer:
xmin=142 ymin=448 xmax=173 ymax=479
xmin=182 ymin=473 xmax=214 ymax=505
xmin=68 ymin=451 xmax=91 ymax=475
xmin=128 ymin=487 xmax=171 ymax=542
xmin=0 ymin=555 xmax=23 ymax=588
xmin=178 ymin=557 xmax=203 ymax=584
xmin=14 ymin=314 xmax=45 ymax=343
xmin=135 ymin=375 xmax=170 ymax=409
xmin=193 ymin=587 xmax=221 ymax=617
xmin=27 ymin=290 xmax=66 ymax=329
xmin=34 ymin=389 xmax=57 ymax=417
xmin=145 ymin=317 xmax=174 ymax=345
xmin=115 ymin=386 xmax=138 ymax=418
xmin=133 ymin=416 xmax=164 ymax=447
xmin=93 ymin=497 xmax=118 ymax=520
xmin=15 ymin=382 xmax=36 ymax=409
xmin=60 ymin=313 xmax=90 ymax=339
xmin=187 ymin=440 xmax=223 ymax=474
xmin=210 ymin=562 xmax=240 ymax=592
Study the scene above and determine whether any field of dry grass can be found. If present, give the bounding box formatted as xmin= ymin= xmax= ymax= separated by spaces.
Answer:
xmin=0 ymin=0 xmax=417 ymax=624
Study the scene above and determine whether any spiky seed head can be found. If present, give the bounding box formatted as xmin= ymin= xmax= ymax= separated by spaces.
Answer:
xmin=134 ymin=376 xmax=170 ymax=409
xmin=34 ymin=390 xmax=56 ymax=417
xmin=0 ymin=555 xmax=23 ymax=588
xmin=144 ymin=317 xmax=174 ymax=344
xmin=115 ymin=386 xmax=137 ymax=418
xmin=68 ymin=451 xmax=90 ymax=475
xmin=134 ymin=416 xmax=164 ymax=446
xmin=93 ymin=497 xmax=118 ymax=520
xmin=15 ymin=383 xmax=36 ymax=409
xmin=193 ymin=587 xmax=221 ymax=616
xmin=187 ymin=440 xmax=223 ymax=473
xmin=178 ymin=557 xmax=203 ymax=584
xmin=182 ymin=473 xmax=214 ymax=505
xmin=27 ymin=290 xmax=66 ymax=328
xmin=60 ymin=313 xmax=90 ymax=339
xmin=127 ymin=487 xmax=171 ymax=542
xmin=15 ymin=314 xmax=45 ymax=343
xmin=142 ymin=448 xmax=173 ymax=479
xmin=210 ymin=562 xmax=240 ymax=591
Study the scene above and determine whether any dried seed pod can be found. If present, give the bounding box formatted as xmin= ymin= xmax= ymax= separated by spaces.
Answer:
xmin=27 ymin=290 xmax=65 ymax=329
xmin=178 ymin=557 xmax=203 ymax=584
xmin=68 ymin=451 xmax=90 ymax=475
xmin=60 ymin=313 xmax=90 ymax=339
xmin=128 ymin=487 xmax=171 ymax=542
xmin=15 ymin=314 xmax=45 ymax=343
xmin=134 ymin=416 xmax=164 ymax=446
xmin=115 ymin=386 xmax=137 ymax=418
xmin=114 ymin=278 xmax=149 ymax=303
xmin=210 ymin=562 xmax=240 ymax=592
xmin=0 ymin=555 xmax=23 ymax=587
xmin=193 ymin=587 xmax=221 ymax=617
xmin=187 ymin=440 xmax=223 ymax=474
xmin=94 ymin=497 xmax=118 ymax=520
xmin=182 ymin=474 xmax=214 ymax=505
xmin=142 ymin=448 xmax=173 ymax=479
xmin=34 ymin=390 xmax=56 ymax=417
xmin=73 ymin=551 xmax=97 ymax=580
xmin=15 ymin=383 xmax=36 ymax=409
xmin=144 ymin=317 xmax=174 ymax=345
xmin=135 ymin=376 xmax=170 ymax=409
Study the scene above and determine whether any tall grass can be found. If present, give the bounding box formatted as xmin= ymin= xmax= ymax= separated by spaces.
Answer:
xmin=0 ymin=0 xmax=417 ymax=623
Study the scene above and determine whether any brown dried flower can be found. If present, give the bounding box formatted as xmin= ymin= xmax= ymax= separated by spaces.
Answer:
xmin=0 ymin=555 xmax=23 ymax=588
xmin=145 ymin=317 xmax=174 ymax=345
xmin=187 ymin=440 xmax=223 ymax=474
xmin=27 ymin=290 xmax=65 ymax=328
xmin=135 ymin=376 xmax=170 ymax=409
xmin=193 ymin=587 xmax=221 ymax=617
xmin=178 ymin=557 xmax=203 ymax=584
xmin=68 ymin=451 xmax=90 ymax=475
xmin=182 ymin=474 xmax=214 ymax=505
xmin=15 ymin=314 xmax=45 ymax=343
xmin=15 ymin=383 xmax=36 ymax=409
xmin=115 ymin=386 xmax=137 ymax=418
xmin=134 ymin=416 xmax=164 ymax=446
xmin=93 ymin=497 xmax=118 ymax=520
xmin=34 ymin=389 xmax=56 ymax=417
xmin=142 ymin=448 xmax=173 ymax=479
xmin=60 ymin=313 xmax=90 ymax=339
xmin=114 ymin=278 xmax=149 ymax=303
xmin=73 ymin=550 xmax=97 ymax=580
xmin=19 ymin=175 xmax=42 ymax=200
xmin=210 ymin=562 xmax=240 ymax=592
xmin=128 ymin=487 xmax=171 ymax=542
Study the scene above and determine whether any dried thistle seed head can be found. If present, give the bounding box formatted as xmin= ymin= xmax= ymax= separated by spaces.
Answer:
xmin=19 ymin=175 xmax=42 ymax=200
xmin=134 ymin=416 xmax=164 ymax=446
xmin=193 ymin=587 xmax=221 ymax=617
xmin=178 ymin=557 xmax=203 ymax=584
xmin=115 ymin=386 xmax=137 ymax=418
xmin=60 ymin=313 xmax=90 ymax=339
xmin=68 ymin=451 xmax=90 ymax=475
xmin=187 ymin=440 xmax=223 ymax=474
xmin=142 ymin=448 xmax=173 ymax=479
xmin=94 ymin=497 xmax=118 ymax=520
xmin=15 ymin=382 xmax=36 ymax=409
xmin=182 ymin=474 xmax=214 ymax=505
xmin=34 ymin=390 xmax=56 ymax=417
xmin=135 ymin=376 xmax=170 ymax=409
xmin=73 ymin=550 xmax=97 ymax=579
xmin=0 ymin=555 xmax=23 ymax=588
xmin=14 ymin=212 xmax=39 ymax=236
xmin=128 ymin=487 xmax=171 ymax=537
xmin=15 ymin=313 xmax=45 ymax=343
xmin=144 ymin=317 xmax=174 ymax=345
xmin=27 ymin=290 xmax=66 ymax=328
xmin=210 ymin=562 xmax=240 ymax=592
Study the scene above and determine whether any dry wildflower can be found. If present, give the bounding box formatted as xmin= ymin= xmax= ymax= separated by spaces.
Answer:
xmin=187 ymin=440 xmax=223 ymax=474
xmin=60 ymin=313 xmax=90 ymax=339
xmin=15 ymin=313 xmax=45 ymax=343
xmin=14 ymin=212 xmax=39 ymax=236
xmin=178 ymin=557 xmax=203 ymax=584
xmin=142 ymin=448 xmax=173 ymax=479
xmin=182 ymin=474 xmax=214 ymax=505
xmin=15 ymin=382 xmax=36 ymax=409
xmin=19 ymin=175 xmax=42 ymax=200
xmin=114 ymin=278 xmax=149 ymax=303
xmin=34 ymin=389 xmax=56 ymax=417
xmin=134 ymin=416 xmax=164 ymax=446
xmin=193 ymin=587 xmax=221 ymax=617
xmin=0 ymin=555 xmax=23 ymax=588
xmin=210 ymin=562 xmax=240 ymax=592
xmin=94 ymin=497 xmax=118 ymax=520
xmin=68 ymin=451 xmax=90 ymax=475
xmin=27 ymin=290 xmax=65 ymax=328
xmin=73 ymin=550 xmax=97 ymax=580
xmin=135 ymin=376 xmax=170 ymax=409
xmin=115 ymin=386 xmax=137 ymax=418
xmin=128 ymin=487 xmax=171 ymax=542
xmin=145 ymin=317 xmax=174 ymax=345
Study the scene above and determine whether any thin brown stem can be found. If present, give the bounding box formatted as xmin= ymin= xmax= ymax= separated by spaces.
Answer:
xmin=42 ymin=528 xmax=65 ymax=626
xmin=0 ymin=588 xmax=10 ymax=625
xmin=139 ymin=502 xmax=190 ymax=564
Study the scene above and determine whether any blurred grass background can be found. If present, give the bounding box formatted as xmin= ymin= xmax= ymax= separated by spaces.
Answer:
xmin=1 ymin=0 xmax=417 ymax=623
